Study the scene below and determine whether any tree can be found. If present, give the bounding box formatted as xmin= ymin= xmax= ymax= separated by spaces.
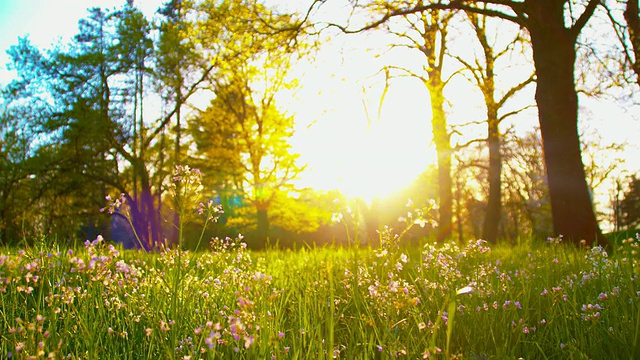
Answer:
xmin=7 ymin=7 xmax=166 ymax=248
xmin=379 ymin=8 xmax=456 ymax=240
xmin=304 ymin=0 xmax=606 ymax=246
xmin=452 ymin=10 xmax=535 ymax=243
xmin=0 ymin=88 xmax=39 ymax=243
xmin=154 ymin=0 xmax=215 ymax=240
xmin=501 ymin=129 xmax=552 ymax=240
xmin=186 ymin=0 xmax=307 ymax=247
xmin=2 ymin=32 xmax=117 ymax=242
xmin=622 ymin=0 xmax=640 ymax=85
xmin=192 ymin=72 xmax=303 ymax=247
xmin=619 ymin=175 xmax=640 ymax=229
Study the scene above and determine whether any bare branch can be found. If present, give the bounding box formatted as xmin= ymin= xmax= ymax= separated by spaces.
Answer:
xmin=571 ymin=0 xmax=600 ymax=37
xmin=496 ymin=73 xmax=536 ymax=108
xmin=454 ymin=137 xmax=487 ymax=151
xmin=497 ymin=104 xmax=536 ymax=122
xmin=144 ymin=64 xmax=214 ymax=148
xmin=324 ymin=1 xmax=522 ymax=34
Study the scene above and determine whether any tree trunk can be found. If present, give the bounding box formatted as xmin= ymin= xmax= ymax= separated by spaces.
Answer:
xmin=529 ymin=24 xmax=605 ymax=246
xmin=483 ymin=115 xmax=502 ymax=243
xmin=428 ymin=81 xmax=453 ymax=241
xmin=624 ymin=0 xmax=640 ymax=84
xmin=171 ymin=87 xmax=183 ymax=246
xmin=256 ymin=206 xmax=269 ymax=248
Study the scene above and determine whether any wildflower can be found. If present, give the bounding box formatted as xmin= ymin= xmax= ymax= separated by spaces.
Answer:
xmin=278 ymin=331 xmax=285 ymax=339
xmin=540 ymin=289 xmax=548 ymax=296
xmin=377 ymin=345 xmax=383 ymax=352
xmin=331 ymin=212 xmax=343 ymax=223
xmin=418 ymin=322 xmax=427 ymax=330
xmin=145 ymin=328 xmax=152 ymax=337
xmin=376 ymin=249 xmax=388 ymax=258
xmin=414 ymin=218 xmax=428 ymax=228
xmin=456 ymin=286 xmax=474 ymax=295
xmin=160 ymin=321 xmax=170 ymax=332
xmin=441 ymin=312 xmax=448 ymax=325
xmin=244 ymin=335 xmax=254 ymax=348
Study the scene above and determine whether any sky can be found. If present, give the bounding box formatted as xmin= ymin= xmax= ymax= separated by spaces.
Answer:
xmin=1 ymin=0 xmax=639 ymax=221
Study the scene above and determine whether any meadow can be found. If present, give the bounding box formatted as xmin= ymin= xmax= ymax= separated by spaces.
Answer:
xmin=1 ymin=227 xmax=639 ymax=360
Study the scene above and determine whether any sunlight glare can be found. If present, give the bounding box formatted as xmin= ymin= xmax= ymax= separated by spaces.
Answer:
xmin=291 ymin=76 xmax=436 ymax=204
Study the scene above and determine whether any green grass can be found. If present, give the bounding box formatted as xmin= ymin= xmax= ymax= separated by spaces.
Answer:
xmin=1 ymin=233 xmax=639 ymax=359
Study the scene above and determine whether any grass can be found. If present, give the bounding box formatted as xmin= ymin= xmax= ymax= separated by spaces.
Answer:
xmin=1 ymin=231 xmax=639 ymax=359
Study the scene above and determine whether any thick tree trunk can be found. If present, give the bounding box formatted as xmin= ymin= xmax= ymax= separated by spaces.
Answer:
xmin=429 ymin=82 xmax=453 ymax=241
xmin=483 ymin=116 xmax=502 ymax=243
xmin=624 ymin=0 xmax=640 ymax=84
xmin=529 ymin=25 xmax=605 ymax=246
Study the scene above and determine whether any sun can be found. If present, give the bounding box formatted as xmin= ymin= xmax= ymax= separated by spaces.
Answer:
xmin=291 ymin=76 xmax=436 ymax=204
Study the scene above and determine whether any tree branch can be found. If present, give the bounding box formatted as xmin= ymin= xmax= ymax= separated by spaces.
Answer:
xmin=144 ymin=64 xmax=214 ymax=148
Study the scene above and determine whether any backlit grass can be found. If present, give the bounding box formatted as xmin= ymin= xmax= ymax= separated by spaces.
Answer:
xmin=1 ymin=232 xmax=639 ymax=359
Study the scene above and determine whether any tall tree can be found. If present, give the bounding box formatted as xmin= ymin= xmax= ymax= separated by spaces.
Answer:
xmin=307 ymin=0 xmax=605 ymax=246
xmin=155 ymin=0 xmax=213 ymax=240
xmin=619 ymin=175 xmax=640 ymax=229
xmin=7 ymin=7 xmax=162 ymax=248
xmin=501 ymin=129 xmax=552 ymax=240
xmin=452 ymin=11 xmax=535 ymax=243
xmin=188 ymin=0 xmax=307 ymax=246
xmin=0 ymin=87 xmax=39 ymax=243
xmin=192 ymin=72 xmax=303 ymax=247
xmin=383 ymin=8 xmax=456 ymax=240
